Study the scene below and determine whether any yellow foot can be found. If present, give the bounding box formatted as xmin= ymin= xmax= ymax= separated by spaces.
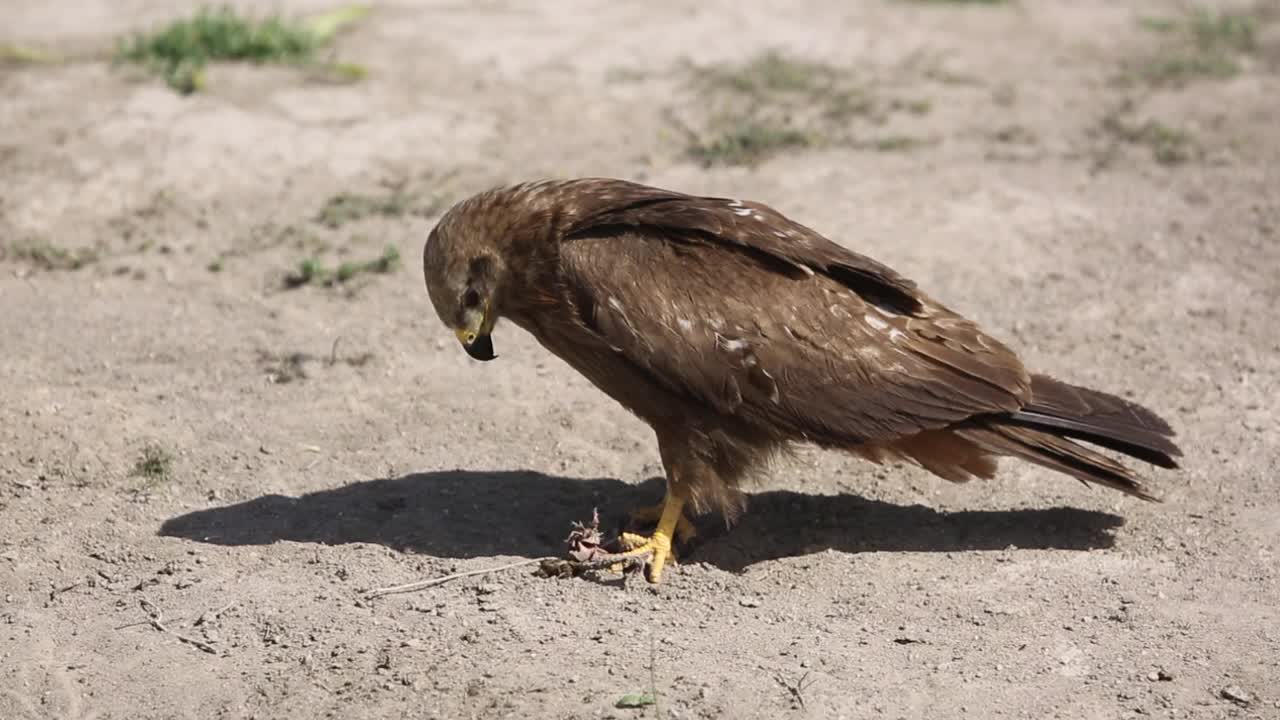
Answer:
xmin=609 ymin=495 xmax=686 ymax=583
xmin=613 ymin=530 xmax=675 ymax=583
xmin=627 ymin=502 xmax=697 ymax=545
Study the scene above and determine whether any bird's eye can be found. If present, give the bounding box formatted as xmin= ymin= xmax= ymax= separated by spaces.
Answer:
xmin=462 ymin=288 xmax=482 ymax=309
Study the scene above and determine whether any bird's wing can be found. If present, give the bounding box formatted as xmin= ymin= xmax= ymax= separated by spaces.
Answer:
xmin=561 ymin=178 xmax=924 ymax=314
xmin=557 ymin=221 xmax=1031 ymax=445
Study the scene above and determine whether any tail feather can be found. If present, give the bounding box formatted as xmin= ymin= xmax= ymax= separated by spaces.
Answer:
xmin=956 ymin=424 xmax=1159 ymax=501
xmin=955 ymin=375 xmax=1182 ymax=502
xmin=1009 ymin=374 xmax=1181 ymax=468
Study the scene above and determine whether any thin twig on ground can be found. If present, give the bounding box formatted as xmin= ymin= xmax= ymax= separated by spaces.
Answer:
xmin=195 ymin=600 xmax=237 ymax=626
xmin=135 ymin=598 xmax=219 ymax=655
xmin=775 ymin=671 xmax=816 ymax=709
xmin=49 ymin=580 xmax=83 ymax=599
xmin=650 ymin=634 xmax=663 ymax=719
xmin=363 ymin=558 xmax=546 ymax=599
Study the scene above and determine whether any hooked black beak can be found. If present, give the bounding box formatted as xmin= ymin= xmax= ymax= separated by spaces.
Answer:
xmin=461 ymin=332 xmax=496 ymax=361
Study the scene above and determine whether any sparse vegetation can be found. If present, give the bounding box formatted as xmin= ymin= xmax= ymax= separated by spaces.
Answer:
xmin=114 ymin=4 xmax=370 ymax=93
xmin=1140 ymin=122 xmax=1196 ymax=165
xmin=991 ymin=125 xmax=1036 ymax=144
xmin=1187 ymin=9 xmax=1258 ymax=53
xmin=1096 ymin=103 xmax=1199 ymax=168
xmin=225 ymin=222 xmax=331 ymax=262
xmin=678 ymin=51 xmax=935 ymax=166
xmin=1134 ymin=6 xmax=1262 ymax=85
xmin=695 ymin=51 xmax=841 ymax=97
xmin=2 ymin=241 xmax=99 ymax=271
xmin=131 ymin=444 xmax=174 ymax=485
xmin=318 ymin=193 xmax=399 ymax=228
xmin=258 ymin=350 xmax=312 ymax=384
xmin=865 ymin=135 xmax=930 ymax=152
xmin=317 ymin=190 xmax=409 ymax=228
xmin=0 ymin=44 xmax=65 ymax=65
xmin=1123 ymin=120 xmax=1197 ymax=165
xmin=614 ymin=691 xmax=657 ymax=709
xmin=315 ymin=187 xmax=452 ymax=228
xmin=1137 ymin=17 xmax=1179 ymax=34
xmin=894 ymin=98 xmax=933 ymax=115
xmin=678 ymin=51 xmax=843 ymax=165
xmin=287 ymin=257 xmax=326 ymax=287
xmin=258 ymin=344 xmax=374 ymax=383
xmin=284 ymin=245 xmax=401 ymax=288
xmin=822 ymin=89 xmax=878 ymax=122
xmin=687 ymin=121 xmax=816 ymax=166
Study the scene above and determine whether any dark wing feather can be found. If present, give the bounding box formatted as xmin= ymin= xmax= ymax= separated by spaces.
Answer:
xmin=559 ymin=178 xmax=923 ymax=314
xmin=557 ymin=225 xmax=1031 ymax=447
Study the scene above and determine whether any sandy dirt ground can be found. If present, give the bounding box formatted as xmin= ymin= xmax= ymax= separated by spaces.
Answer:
xmin=3 ymin=1 xmax=1279 ymax=718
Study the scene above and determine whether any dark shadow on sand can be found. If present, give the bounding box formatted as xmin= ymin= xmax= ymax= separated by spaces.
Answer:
xmin=159 ymin=470 xmax=1125 ymax=572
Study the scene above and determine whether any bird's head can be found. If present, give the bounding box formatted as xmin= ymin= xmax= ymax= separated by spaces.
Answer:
xmin=422 ymin=204 xmax=509 ymax=362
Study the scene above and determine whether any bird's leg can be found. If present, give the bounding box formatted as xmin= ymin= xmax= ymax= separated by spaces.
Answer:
xmin=613 ymin=492 xmax=685 ymax=583
xmin=609 ymin=432 xmax=705 ymax=584
xmin=626 ymin=501 xmax=697 ymax=545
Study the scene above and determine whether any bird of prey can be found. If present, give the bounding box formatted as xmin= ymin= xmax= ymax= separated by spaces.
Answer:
xmin=421 ymin=177 xmax=1181 ymax=583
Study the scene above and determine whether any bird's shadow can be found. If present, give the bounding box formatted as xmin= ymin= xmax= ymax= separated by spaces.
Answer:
xmin=159 ymin=470 xmax=1124 ymax=572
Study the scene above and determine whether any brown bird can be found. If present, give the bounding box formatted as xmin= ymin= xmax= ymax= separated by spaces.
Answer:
xmin=421 ymin=177 xmax=1181 ymax=583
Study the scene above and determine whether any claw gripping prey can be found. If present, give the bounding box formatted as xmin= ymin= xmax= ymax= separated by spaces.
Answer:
xmin=540 ymin=498 xmax=695 ymax=583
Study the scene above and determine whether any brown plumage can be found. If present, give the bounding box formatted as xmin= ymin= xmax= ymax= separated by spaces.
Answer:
xmin=421 ymin=177 xmax=1181 ymax=582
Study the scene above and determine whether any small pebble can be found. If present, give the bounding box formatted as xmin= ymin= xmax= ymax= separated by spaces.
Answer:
xmin=1220 ymin=685 xmax=1252 ymax=706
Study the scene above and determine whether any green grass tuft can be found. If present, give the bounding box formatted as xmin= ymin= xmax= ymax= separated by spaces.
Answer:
xmin=285 ymin=245 xmax=400 ymax=288
xmin=822 ymin=89 xmax=878 ymax=122
xmin=131 ymin=444 xmax=174 ymax=485
xmin=3 ymin=241 xmax=99 ymax=271
xmin=697 ymin=51 xmax=840 ymax=97
xmin=615 ymin=691 xmax=657 ymax=709
xmin=680 ymin=51 xmax=847 ymax=166
xmin=1134 ymin=7 xmax=1261 ymax=86
xmin=315 ymin=187 xmax=451 ymax=227
xmin=1136 ymin=122 xmax=1196 ymax=165
xmin=0 ymin=44 xmax=65 ymax=65
xmin=688 ymin=121 xmax=816 ymax=167
xmin=288 ymin=257 xmax=325 ymax=287
xmin=115 ymin=4 xmax=369 ymax=93
xmin=1137 ymin=17 xmax=1179 ymax=34
xmin=1099 ymin=107 xmax=1198 ymax=167
xmin=316 ymin=190 xmax=414 ymax=228
xmin=1187 ymin=8 xmax=1257 ymax=54
xmin=678 ymin=50 xmax=936 ymax=166
xmin=867 ymin=135 xmax=928 ymax=152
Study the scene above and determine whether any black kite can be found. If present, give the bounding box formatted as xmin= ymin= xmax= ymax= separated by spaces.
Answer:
xmin=421 ymin=178 xmax=1181 ymax=583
